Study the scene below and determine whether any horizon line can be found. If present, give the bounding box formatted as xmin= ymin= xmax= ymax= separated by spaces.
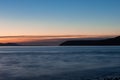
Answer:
xmin=0 ymin=34 xmax=119 ymax=38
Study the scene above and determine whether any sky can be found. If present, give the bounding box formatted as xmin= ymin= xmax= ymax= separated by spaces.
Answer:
xmin=0 ymin=0 xmax=120 ymax=37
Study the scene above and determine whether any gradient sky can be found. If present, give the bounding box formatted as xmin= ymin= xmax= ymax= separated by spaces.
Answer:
xmin=0 ymin=0 xmax=120 ymax=36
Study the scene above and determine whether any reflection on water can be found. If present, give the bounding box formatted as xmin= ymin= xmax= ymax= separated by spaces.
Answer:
xmin=0 ymin=46 xmax=120 ymax=80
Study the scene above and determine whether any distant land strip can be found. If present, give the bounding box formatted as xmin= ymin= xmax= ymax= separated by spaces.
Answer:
xmin=60 ymin=36 xmax=120 ymax=46
xmin=0 ymin=36 xmax=120 ymax=46
xmin=0 ymin=43 xmax=20 ymax=46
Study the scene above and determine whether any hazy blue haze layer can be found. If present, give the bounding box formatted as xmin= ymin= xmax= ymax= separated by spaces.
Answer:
xmin=0 ymin=46 xmax=120 ymax=80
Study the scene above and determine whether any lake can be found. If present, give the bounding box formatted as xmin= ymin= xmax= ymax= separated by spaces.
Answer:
xmin=0 ymin=46 xmax=120 ymax=80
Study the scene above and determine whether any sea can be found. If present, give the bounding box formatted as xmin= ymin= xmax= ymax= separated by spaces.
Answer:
xmin=0 ymin=46 xmax=120 ymax=80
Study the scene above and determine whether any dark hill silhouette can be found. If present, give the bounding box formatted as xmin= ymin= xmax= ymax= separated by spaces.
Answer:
xmin=0 ymin=43 xmax=20 ymax=46
xmin=60 ymin=36 xmax=120 ymax=46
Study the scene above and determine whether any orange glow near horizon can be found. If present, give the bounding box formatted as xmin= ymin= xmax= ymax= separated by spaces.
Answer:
xmin=0 ymin=38 xmax=31 ymax=43
xmin=0 ymin=35 xmax=116 ymax=43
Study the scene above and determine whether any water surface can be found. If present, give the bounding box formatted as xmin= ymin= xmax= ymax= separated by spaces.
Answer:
xmin=0 ymin=46 xmax=120 ymax=80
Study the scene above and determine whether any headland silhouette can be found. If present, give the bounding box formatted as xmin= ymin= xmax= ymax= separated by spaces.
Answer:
xmin=60 ymin=36 xmax=120 ymax=46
